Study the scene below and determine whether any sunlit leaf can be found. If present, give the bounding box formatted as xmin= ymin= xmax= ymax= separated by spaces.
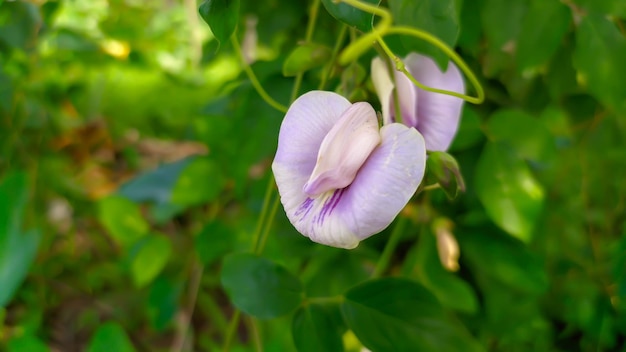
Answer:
xmin=129 ymin=234 xmax=172 ymax=288
xmin=475 ymin=142 xmax=544 ymax=242
xmin=221 ymin=253 xmax=303 ymax=319
xmin=87 ymin=322 xmax=136 ymax=352
xmin=342 ymin=278 xmax=483 ymax=352
xmin=292 ymin=304 xmax=344 ymax=352
xmin=574 ymin=14 xmax=626 ymax=115
xmin=517 ymin=0 xmax=571 ymax=71
xmin=199 ymin=0 xmax=240 ymax=44
xmin=0 ymin=172 xmax=41 ymax=308
xmin=321 ymin=0 xmax=379 ymax=32
xmin=171 ymin=157 xmax=226 ymax=206
xmin=98 ymin=195 xmax=149 ymax=248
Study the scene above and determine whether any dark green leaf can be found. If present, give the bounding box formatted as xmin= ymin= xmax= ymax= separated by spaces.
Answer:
xmin=0 ymin=1 xmax=41 ymax=50
xmin=475 ymin=142 xmax=544 ymax=242
xmin=148 ymin=276 xmax=182 ymax=331
xmin=426 ymin=151 xmax=466 ymax=199
xmin=449 ymin=106 xmax=484 ymax=151
xmin=98 ymin=195 xmax=148 ymax=248
xmin=194 ymin=221 xmax=234 ymax=265
xmin=389 ymin=0 xmax=460 ymax=69
xmin=517 ymin=0 xmax=571 ymax=70
xmin=321 ymin=0 xmax=379 ymax=32
xmin=282 ymin=43 xmax=332 ymax=77
xmin=199 ymin=0 xmax=240 ymax=44
xmin=293 ymin=304 xmax=344 ymax=352
xmin=221 ymin=253 xmax=303 ymax=319
xmin=342 ymin=278 xmax=483 ymax=352
xmin=171 ymin=157 xmax=226 ymax=206
xmin=574 ymin=14 xmax=626 ymax=115
xmin=87 ymin=322 xmax=136 ymax=352
xmin=0 ymin=172 xmax=41 ymax=308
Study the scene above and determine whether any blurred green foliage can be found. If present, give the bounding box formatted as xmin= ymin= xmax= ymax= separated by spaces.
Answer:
xmin=1 ymin=0 xmax=625 ymax=351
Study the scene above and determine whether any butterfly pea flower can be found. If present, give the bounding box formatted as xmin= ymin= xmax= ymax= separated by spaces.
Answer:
xmin=272 ymin=91 xmax=426 ymax=249
xmin=371 ymin=53 xmax=465 ymax=151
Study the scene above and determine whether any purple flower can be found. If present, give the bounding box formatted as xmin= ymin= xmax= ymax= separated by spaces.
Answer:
xmin=371 ymin=53 xmax=465 ymax=151
xmin=272 ymin=91 xmax=426 ymax=249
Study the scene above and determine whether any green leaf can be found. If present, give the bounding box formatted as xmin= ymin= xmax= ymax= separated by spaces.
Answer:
xmin=458 ymin=230 xmax=548 ymax=295
xmin=426 ymin=152 xmax=466 ymax=200
xmin=292 ymin=305 xmax=344 ymax=352
xmin=282 ymin=43 xmax=332 ymax=77
xmin=321 ymin=0 xmax=379 ymax=32
xmin=194 ymin=221 xmax=234 ymax=265
xmin=171 ymin=157 xmax=226 ymax=207
xmin=148 ymin=276 xmax=182 ymax=331
xmin=449 ymin=106 xmax=484 ymax=151
xmin=98 ymin=195 xmax=149 ymax=248
xmin=389 ymin=0 xmax=460 ymax=69
xmin=198 ymin=0 xmax=240 ymax=44
xmin=486 ymin=109 xmax=557 ymax=164
xmin=7 ymin=335 xmax=49 ymax=352
xmin=0 ymin=172 xmax=41 ymax=308
xmin=407 ymin=232 xmax=478 ymax=313
xmin=475 ymin=142 xmax=545 ymax=243
xmin=130 ymin=235 xmax=172 ymax=288
xmin=574 ymin=14 xmax=626 ymax=115
xmin=516 ymin=0 xmax=571 ymax=71
xmin=342 ymin=278 xmax=483 ymax=352
xmin=572 ymin=0 xmax=626 ymax=17
xmin=221 ymin=253 xmax=303 ymax=319
xmin=0 ymin=1 xmax=41 ymax=50
xmin=87 ymin=322 xmax=136 ymax=352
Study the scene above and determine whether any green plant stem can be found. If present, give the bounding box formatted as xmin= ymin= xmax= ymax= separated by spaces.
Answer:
xmin=318 ymin=24 xmax=348 ymax=90
xmin=251 ymin=174 xmax=276 ymax=253
xmin=255 ymin=195 xmax=280 ymax=255
xmin=231 ymin=36 xmax=288 ymax=113
xmin=336 ymin=0 xmax=485 ymax=104
xmin=247 ymin=316 xmax=263 ymax=352
xmin=223 ymin=310 xmax=241 ymax=352
xmin=290 ymin=0 xmax=321 ymax=102
xmin=372 ymin=217 xmax=408 ymax=278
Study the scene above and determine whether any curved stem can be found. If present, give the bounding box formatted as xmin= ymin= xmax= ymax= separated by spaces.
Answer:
xmin=231 ymin=35 xmax=288 ymax=113
xmin=318 ymin=24 xmax=348 ymax=90
xmin=335 ymin=0 xmax=485 ymax=104
xmin=372 ymin=217 xmax=407 ymax=278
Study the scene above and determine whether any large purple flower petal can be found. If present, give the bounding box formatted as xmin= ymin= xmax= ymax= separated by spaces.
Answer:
xmin=273 ymin=91 xmax=426 ymax=249
xmin=404 ymin=53 xmax=465 ymax=151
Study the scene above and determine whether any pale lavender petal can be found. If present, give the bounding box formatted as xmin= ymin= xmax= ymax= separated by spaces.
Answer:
xmin=404 ymin=53 xmax=465 ymax=151
xmin=272 ymin=91 xmax=359 ymax=248
xmin=393 ymin=69 xmax=419 ymax=128
xmin=370 ymin=57 xmax=394 ymax=125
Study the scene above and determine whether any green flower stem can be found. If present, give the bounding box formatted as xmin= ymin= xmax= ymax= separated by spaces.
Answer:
xmin=251 ymin=174 xmax=276 ymax=253
xmin=231 ymin=35 xmax=288 ymax=113
xmin=318 ymin=24 xmax=348 ymax=90
xmin=291 ymin=0 xmax=321 ymax=102
xmin=372 ymin=217 xmax=408 ymax=278
xmin=255 ymin=194 xmax=281 ymax=255
xmin=223 ymin=309 xmax=241 ymax=352
xmin=335 ymin=0 xmax=485 ymax=104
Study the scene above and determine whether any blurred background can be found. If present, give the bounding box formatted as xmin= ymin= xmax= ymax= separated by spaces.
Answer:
xmin=0 ymin=0 xmax=625 ymax=351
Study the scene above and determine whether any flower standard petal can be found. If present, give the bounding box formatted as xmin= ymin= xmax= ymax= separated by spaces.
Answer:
xmin=404 ymin=53 xmax=465 ymax=151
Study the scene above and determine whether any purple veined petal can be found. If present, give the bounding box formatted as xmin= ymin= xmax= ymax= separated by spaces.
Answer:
xmin=273 ymin=91 xmax=359 ymax=248
xmin=303 ymin=102 xmax=381 ymax=197
xmin=274 ymin=113 xmax=426 ymax=248
xmin=404 ymin=53 xmax=465 ymax=151
xmin=371 ymin=57 xmax=394 ymax=125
